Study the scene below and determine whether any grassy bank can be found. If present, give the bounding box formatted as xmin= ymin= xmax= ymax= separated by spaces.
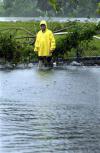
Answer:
xmin=0 ymin=21 xmax=100 ymax=64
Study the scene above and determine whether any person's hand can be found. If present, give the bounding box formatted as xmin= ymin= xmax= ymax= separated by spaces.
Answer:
xmin=50 ymin=50 xmax=54 ymax=55
xmin=34 ymin=50 xmax=38 ymax=54
xmin=50 ymin=50 xmax=54 ymax=53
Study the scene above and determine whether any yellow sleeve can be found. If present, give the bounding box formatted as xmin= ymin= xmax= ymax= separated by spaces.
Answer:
xmin=34 ymin=33 xmax=39 ymax=52
xmin=50 ymin=32 xmax=56 ymax=51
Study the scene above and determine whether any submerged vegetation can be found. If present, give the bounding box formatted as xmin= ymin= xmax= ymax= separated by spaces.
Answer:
xmin=0 ymin=21 xmax=100 ymax=64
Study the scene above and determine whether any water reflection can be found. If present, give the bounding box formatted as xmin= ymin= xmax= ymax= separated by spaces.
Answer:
xmin=0 ymin=67 xmax=100 ymax=153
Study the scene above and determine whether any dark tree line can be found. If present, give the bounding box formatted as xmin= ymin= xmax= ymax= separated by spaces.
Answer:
xmin=0 ymin=0 xmax=100 ymax=17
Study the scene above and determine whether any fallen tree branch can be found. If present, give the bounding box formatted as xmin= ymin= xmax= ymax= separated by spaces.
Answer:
xmin=54 ymin=25 xmax=74 ymax=33
xmin=93 ymin=35 xmax=100 ymax=40
xmin=15 ymin=36 xmax=36 ymax=39
xmin=15 ymin=32 xmax=100 ymax=41
xmin=15 ymin=31 xmax=70 ymax=39
xmin=0 ymin=27 xmax=34 ymax=36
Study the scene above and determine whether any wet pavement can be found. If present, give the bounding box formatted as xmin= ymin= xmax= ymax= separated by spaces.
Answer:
xmin=0 ymin=66 xmax=100 ymax=153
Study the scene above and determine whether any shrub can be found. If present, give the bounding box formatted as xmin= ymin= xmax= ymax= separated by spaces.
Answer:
xmin=0 ymin=32 xmax=21 ymax=63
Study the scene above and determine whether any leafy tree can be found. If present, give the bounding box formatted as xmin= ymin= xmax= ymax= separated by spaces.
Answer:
xmin=0 ymin=0 xmax=99 ymax=17
xmin=96 ymin=2 xmax=100 ymax=15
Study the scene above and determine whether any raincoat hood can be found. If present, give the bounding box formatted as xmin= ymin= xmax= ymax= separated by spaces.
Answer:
xmin=40 ymin=20 xmax=47 ymax=28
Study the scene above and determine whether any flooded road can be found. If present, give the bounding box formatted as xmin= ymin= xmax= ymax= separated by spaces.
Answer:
xmin=0 ymin=66 xmax=100 ymax=153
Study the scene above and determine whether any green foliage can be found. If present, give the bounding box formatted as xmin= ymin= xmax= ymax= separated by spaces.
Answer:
xmin=0 ymin=0 xmax=99 ymax=17
xmin=0 ymin=28 xmax=38 ymax=64
xmin=49 ymin=0 xmax=61 ymax=12
xmin=0 ymin=32 xmax=20 ymax=63
xmin=96 ymin=21 xmax=100 ymax=31
xmin=0 ymin=21 xmax=100 ymax=64
xmin=20 ymin=44 xmax=38 ymax=63
xmin=96 ymin=2 xmax=100 ymax=15
xmin=53 ymin=22 xmax=97 ymax=60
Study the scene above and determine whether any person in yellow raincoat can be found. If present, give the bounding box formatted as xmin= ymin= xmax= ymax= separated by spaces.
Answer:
xmin=34 ymin=20 xmax=56 ymax=67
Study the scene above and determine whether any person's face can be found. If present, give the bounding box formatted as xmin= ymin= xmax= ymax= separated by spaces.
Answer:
xmin=41 ymin=24 xmax=46 ymax=31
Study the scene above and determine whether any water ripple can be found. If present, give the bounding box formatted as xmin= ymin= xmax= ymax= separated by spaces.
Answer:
xmin=0 ymin=67 xmax=100 ymax=153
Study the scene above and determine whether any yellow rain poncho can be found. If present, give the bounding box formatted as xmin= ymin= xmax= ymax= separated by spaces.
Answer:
xmin=34 ymin=20 xmax=56 ymax=56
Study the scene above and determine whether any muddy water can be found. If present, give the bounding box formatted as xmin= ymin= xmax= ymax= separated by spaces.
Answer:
xmin=0 ymin=66 xmax=100 ymax=153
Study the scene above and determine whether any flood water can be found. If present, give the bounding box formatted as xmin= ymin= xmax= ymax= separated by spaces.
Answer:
xmin=0 ymin=17 xmax=100 ymax=23
xmin=0 ymin=66 xmax=100 ymax=153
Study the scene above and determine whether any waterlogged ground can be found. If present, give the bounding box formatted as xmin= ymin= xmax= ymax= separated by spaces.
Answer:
xmin=0 ymin=66 xmax=100 ymax=153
